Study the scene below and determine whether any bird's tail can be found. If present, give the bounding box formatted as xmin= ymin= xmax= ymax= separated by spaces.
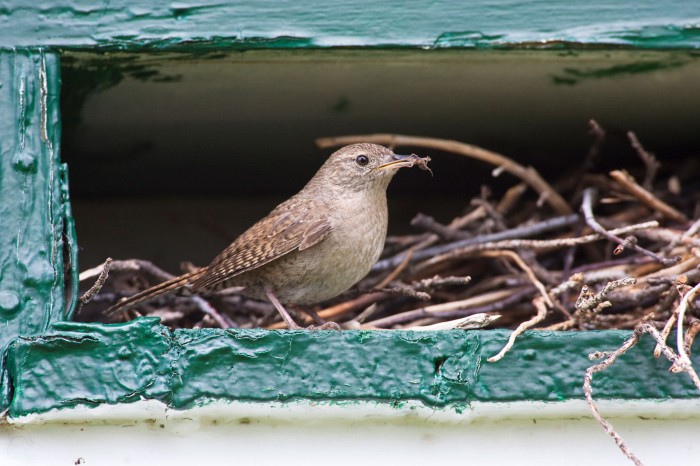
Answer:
xmin=104 ymin=269 xmax=206 ymax=316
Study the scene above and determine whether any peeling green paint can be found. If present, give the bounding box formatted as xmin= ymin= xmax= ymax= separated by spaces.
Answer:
xmin=0 ymin=0 xmax=698 ymax=420
xmin=0 ymin=1 xmax=698 ymax=49
xmin=6 ymin=318 xmax=700 ymax=417
xmin=0 ymin=50 xmax=75 ymax=412
xmin=0 ymin=51 xmax=70 ymax=339
xmin=551 ymin=59 xmax=689 ymax=85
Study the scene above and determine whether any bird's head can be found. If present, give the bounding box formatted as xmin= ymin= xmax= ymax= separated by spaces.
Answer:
xmin=311 ymin=143 xmax=431 ymax=193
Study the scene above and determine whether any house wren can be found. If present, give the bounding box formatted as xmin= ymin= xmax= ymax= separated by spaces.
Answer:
xmin=104 ymin=143 xmax=431 ymax=328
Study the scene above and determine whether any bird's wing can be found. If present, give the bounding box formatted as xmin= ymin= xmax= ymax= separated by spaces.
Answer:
xmin=190 ymin=200 xmax=332 ymax=291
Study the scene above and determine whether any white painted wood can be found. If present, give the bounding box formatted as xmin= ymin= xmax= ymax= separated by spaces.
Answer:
xmin=2 ymin=399 xmax=699 ymax=466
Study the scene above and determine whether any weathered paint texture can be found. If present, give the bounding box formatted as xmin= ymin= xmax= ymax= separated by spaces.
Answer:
xmin=5 ymin=318 xmax=700 ymax=417
xmin=0 ymin=50 xmax=74 ymax=409
xmin=0 ymin=1 xmax=698 ymax=419
xmin=0 ymin=1 xmax=698 ymax=49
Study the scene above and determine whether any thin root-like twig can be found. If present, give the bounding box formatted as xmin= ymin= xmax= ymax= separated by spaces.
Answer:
xmin=584 ymin=328 xmax=646 ymax=466
xmin=79 ymin=258 xmax=113 ymax=309
xmin=480 ymin=250 xmax=553 ymax=307
xmin=191 ymin=296 xmax=233 ymax=329
xmin=674 ymin=281 xmax=700 ymax=372
xmin=488 ymin=296 xmax=548 ymax=363
xmin=627 ymin=131 xmax=660 ymax=190
xmin=581 ymin=188 xmax=678 ymax=266
xmin=585 ymin=320 xmax=700 ymax=466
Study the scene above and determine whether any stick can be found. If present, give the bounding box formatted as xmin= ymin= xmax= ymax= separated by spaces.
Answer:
xmin=79 ymin=258 xmax=113 ymax=309
xmin=488 ymin=296 xmax=548 ymax=362
xmin=627 ymin=131 xmax=660 ymax=190
xmin=363 ymin=287 xmax=534 ymax=328
xmin=584 ymin=329 xmax=645 ymax=466
xmin=609 ymin=170 xmax=688 ymax=224
xmin=373 ymin=214 xmax=581 ymax=272
xmin=317 ymin=134 xmax=573 ymax=216
xmin=581 ymin=188 xmax=678 ymax=266
xmin=191 ymin=296 xmax=233 ymax=329
xmin=480 ymin=250 xmax=553 ymax=307
xmin=417 ymin=221 xmax=660 ymax=271
xmin=408 ymin=313 xmax=501 ymax=331
xmin=674 ymin=281 xmax=700 ymax=371
xmin=585 ymin=321 xmax=700 ymax=466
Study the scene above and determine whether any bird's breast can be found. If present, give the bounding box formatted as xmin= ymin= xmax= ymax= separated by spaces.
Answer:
xmin=235 ymin=192 xmax=389 ymax=304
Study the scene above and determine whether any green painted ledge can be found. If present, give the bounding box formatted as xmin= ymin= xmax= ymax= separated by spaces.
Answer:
xmin=0 ymin=1 xmax=699 ymax=49
xmin=5 ymin=318 xmax=699 ymax=417
xmin=0 ymin=50 xmax=76 ymax=409
xmin=1 ymin=2 xmax=698 ymax=422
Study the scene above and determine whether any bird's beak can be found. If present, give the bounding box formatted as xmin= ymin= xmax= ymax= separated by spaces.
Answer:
xmin=375 ymin=153 xmax=420 ymax=171
xmin=376 ymin=153 xmax=433 ymax=175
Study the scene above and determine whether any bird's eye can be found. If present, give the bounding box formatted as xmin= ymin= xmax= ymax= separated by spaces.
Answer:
xmin=355 ymin=155 xmax=369 ymax=166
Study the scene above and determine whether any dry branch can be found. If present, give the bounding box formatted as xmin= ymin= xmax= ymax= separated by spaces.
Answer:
xmin=609 ymin=170 xmax=688 ymax=223
xmin=317 ymin=133 xmax=573 ymax=215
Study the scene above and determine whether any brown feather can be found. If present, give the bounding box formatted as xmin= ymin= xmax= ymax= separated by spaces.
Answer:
xmin=190 ymin=198 xmax=332 ymax=292
xmin=103 ymin=269 xmax=206 ymax=315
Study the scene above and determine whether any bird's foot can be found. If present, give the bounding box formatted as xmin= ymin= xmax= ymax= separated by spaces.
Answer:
xmin=264 ymin=287 xmax=341 ymax=331
xmin=306 ymin=321 xmax=341 ymax=331
xmin=285 ymin=320 xmax=341 ymax=331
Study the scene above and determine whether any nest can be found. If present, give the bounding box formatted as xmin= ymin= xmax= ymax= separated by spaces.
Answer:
xmin=77 ymin=123 xmax=699 ymax=339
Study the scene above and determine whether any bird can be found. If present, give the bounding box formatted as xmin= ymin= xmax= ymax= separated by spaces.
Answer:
xmin=103 ymin=143 xmax=431 ymax=329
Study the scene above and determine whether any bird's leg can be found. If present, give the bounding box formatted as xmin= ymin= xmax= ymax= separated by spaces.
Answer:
xmin=264 ymin=287 xmax=303 ymax=330
xmin=264 ymin=287 xmax=340 ymax=331
xmin=300 ymin=306 xmax=341 ymax=331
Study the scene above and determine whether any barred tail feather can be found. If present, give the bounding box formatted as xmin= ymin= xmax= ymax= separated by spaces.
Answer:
xmin=103 ymin=269 xmax=206 ymax=316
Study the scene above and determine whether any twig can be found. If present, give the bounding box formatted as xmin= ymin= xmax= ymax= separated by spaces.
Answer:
xmin=576 ymin=277 xmax=637 ymax=314
xmin=374 ymin=214 xmax=581 ymax=272
xmin=191 ymin=296 xmax=233 ymax=329
xmin=81 ymin=258 xmax=177 ymax=283
xmin=374 ymin=206 xmax=488 ymax=272
xmin=663 ymin=216 xmax=700 ymax=254
xmin=363 ymin=287 xmax=535 ymax=328
xmin=411 ymin=213 xmax=469 ymax=240
xmin=586 ymin=120 xmax=606 ymax=167
xmin=674 ymin=281 xmax=700 ymax=371
xmin=266 ymin=292 xmax=387 ymax=330
xmin=549 ymin=277 xmax=637 ymax=330
xmin=642 ymin=322 xmax=700 ymax=389
xmin=586 ymin=320 xmax=700 ymax=466
xmin=581 ymin=188 xmax=678 ymax=266
xmin=79 ymin=258 xmax=113 ymax=309
xmin=609 ymin=170 xmax=688 ymax=224
xmin=627 ymin=131 xmax=660 ymax=190
xmin=353 ymin=303 xmax=379 ymax=324
xmin=417 ymin=221 xmax=660 ymax=271
xmin=407 ymin=313 xmax=501 ymax=331
xmin=685 ymin=319 xmax=700 ymax=357
xmin=317 ymin=133 xmax=574 ymax=216
xmin=642 ymin=255 xmax=700 ymax=282
xmin=480 ymin=250 xmax=553 ymax=307
xmin=584 ymin=328 xmax=646 ymax=466
xmin=488 ymin=296 xmax=548 ymax=362
xmin=654 ymin=292 xmax=680 ymax=358
xmin=496 ymin=182 xmax=527 ymax=215
xmin=375 ymin=249 xmax=414 ymax=289
xmin=376 ymin=284 xmax=431 ymax=301
xmin=412 ymin=275 xmax=472 ymax=291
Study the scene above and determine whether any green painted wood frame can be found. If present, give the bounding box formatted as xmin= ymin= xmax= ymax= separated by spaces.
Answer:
xmin=1 ymin=1 xmax=699 ymax=416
